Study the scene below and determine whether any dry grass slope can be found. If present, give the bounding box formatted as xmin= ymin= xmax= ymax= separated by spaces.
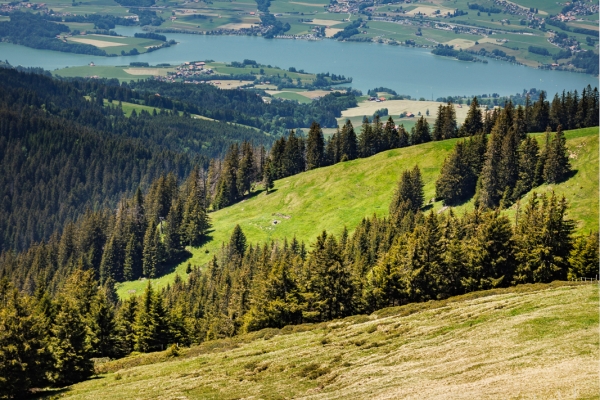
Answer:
xmin=58 ymin=282 xmax=599 ymax=399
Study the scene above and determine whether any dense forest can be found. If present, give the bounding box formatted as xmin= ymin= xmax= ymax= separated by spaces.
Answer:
xmin=128 ymin=80 xmax=358 ymax=132
xmin=0 ymin=65 xmax=598 ymax=397
xmin=0 ymin=13 xmax=109 ymax=56
xmin=0 ymin=68 xmax=274 ymax=252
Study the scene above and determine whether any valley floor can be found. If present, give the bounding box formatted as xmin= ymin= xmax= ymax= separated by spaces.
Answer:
xmin=54 ymin=282 xmax=599 ymax=399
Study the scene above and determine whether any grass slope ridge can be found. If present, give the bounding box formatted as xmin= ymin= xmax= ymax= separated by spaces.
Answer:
xmin=117 ymin=127 xmax=599 ymax=297
xmin=61 ymin=282 xmax=599 ymax=399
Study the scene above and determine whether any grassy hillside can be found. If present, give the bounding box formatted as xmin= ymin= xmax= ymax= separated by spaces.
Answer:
xmin=116 ymin=127 xmax=599 ymax=298
xmin=57 ymin=282 xmax=600 ymax=399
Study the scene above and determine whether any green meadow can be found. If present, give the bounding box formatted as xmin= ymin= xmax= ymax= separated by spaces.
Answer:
xmin=116 ymin=127 xmax=599 ymax=298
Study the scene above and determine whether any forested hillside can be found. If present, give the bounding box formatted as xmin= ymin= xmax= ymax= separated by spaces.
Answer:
xmin=0 ymin=68 xmax=273 ymax=252
xmin=0 ymin=66 xmax=597 ymax=398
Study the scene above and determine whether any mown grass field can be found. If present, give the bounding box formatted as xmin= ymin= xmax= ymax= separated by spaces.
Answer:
xmin=116 ymin=127 xmax=599 ymax=298
xmin=56 ymin=282 xmax=600 ymax=399
xmin=54 ymin=65 xmax=174 ymax=81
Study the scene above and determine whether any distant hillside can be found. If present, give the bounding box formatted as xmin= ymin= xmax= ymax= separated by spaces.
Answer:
xmin=63 ymin=282 xmax=599 ymax=399
xmin=0 ymin=68 xmax=273 ymax=251
xmin=117 ymin=127 xmax=599 ymax=297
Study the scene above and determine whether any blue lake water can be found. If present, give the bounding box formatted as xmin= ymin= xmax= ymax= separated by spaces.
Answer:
xmin=1 ymin=26 xmax=597 ymax=98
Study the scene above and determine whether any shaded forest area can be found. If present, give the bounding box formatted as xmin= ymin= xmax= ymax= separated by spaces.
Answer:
xmin=0 ymin=68 xmax=274 ymax=252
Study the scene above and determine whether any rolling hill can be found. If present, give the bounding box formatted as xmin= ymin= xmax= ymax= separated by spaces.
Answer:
xmin=58 ymin=282 xmax=599 ymax=399
xmin=116 ymin=127 xmax=599 ymax=298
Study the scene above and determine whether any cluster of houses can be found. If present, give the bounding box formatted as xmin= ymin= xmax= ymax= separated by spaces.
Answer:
xmin=553 ymin=2 xmax=599 ymax=22
xmin=167 ymin=61 xmax=214 ymax=79
xmin=0 ymin=1 xmax=47 ymax=13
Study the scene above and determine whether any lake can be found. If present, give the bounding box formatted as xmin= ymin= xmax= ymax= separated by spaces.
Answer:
xmin=1 ymin=26 xmax=597 ymax=98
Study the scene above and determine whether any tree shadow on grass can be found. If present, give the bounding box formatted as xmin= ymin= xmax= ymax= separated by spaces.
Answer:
xmin=160 ymin=249 xmax=193 ymax=275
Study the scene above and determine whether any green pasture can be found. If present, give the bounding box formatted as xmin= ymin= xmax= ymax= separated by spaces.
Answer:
xmin=271 ymin=91 xmax=313 ymax=103
xmin=116 ymin=127 xmax=599 ymax=298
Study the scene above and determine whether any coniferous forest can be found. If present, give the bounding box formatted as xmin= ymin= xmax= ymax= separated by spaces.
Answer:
xmin=0 ymin=65 xmax=598 ymax=398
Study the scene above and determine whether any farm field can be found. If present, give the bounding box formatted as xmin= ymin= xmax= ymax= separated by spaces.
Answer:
xmin=116 ymin=127 xmax=599 ymax=298
xmin=65 ymin=34 xmax=165 ymax=55
xmin=54 ymin=65 xmax=175 ymax=81
xmin=59 ymin=282 xmax=600 ymax=399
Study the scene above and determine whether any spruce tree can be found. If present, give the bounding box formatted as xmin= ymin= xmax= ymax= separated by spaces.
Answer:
xmin=474 ymin=119 xmax=504 ymax=209
xmin=460 ymin=97 xmax=483 ymax=136
xmin=263 ymin=158 xmax=275 ymax=193
xmin=568 ymin=232 xmax=599 ymax=280
xmin=339 ymin=119 xmax=358 ymax=160
xmin=236 ymin=141 xmax=255 ymax=197
xmin=543 ymin=125 xmax=571 ymax=184
xmin=436 ymin=141 xmax=470 ymax=205
xmin=410 ymin=116 xmax=431 ymax=145
xmin=229 ymin=224 xmax=247 ymax=259
xmin=358 ymin=117 xmax=376 ymax=157
xmin=0 ymin=285 xmax=51 ymax=398
xmin=306 ymin=121 xmax=325 ymax=170
xmin=512 ymin=135 xmax=540 ymax=200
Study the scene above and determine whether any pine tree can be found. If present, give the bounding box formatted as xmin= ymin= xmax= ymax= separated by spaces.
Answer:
xmin=214 ymin=144 xmax=239 ymax=209
xmin=237 ymin=141 xmax=255 ymax=197
xmin=339 ymin=119 xmax=358 ymax=160
xmin=410 ymin=116 xmax=431 ymax=145
xmin=568 ymin=232 xmax=599 ymax=280
xmin=432 ymin=104 xmax=445 ymax=141
xmin=474 ymin=117 xmax=505 ymax=209
xmin=306 ymin=121 xmax=325 ymax=170
xmin=305 ymin=232 xmax=353 ymax=321
xmin=463 ymin=211 xmax=515 ymax=291
xmin=358 ymin=117 xmax=377 ymax=157
xmin=513 ymin=191 xmax=574 ymax=284
xmin=229 ymin=224 xmax=247 ymax=259
xmin=263 ymin=158 xmax=275 ymax=193
xmin=134 ymin=282 xmax=165 ymax=352
xmin=283 ymin=130 xmax=305 ymax=176
xmin=390 ymin=165 xmax=424 ymax=217
xmin=49 ymin=294 xmax=94 ymax=385
xmin=498 ymin=128 xmax=520 ymax=207
xmin=543 ymin=125 xmax=571 ymax=184
xmin=99 ymin=234 xmax=121 ymax=284
xmin=532 ymin=90 xmax=549 ymax=132
xmin=512 ymin=135 xmax=540 ymax=200
xmin=436 ymin=141 xmax=470 ymax=205
xmin=91 ymin=290 xmax=118 ymax=358
xmin=460 ymin=97 xmax=483 ymax=136
xmin=0 ymin=284 xmax=51 ymax=398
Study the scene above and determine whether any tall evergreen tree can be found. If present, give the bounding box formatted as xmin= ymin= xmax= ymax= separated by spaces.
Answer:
xmin=339 ymin=119 xmax=358 ymax=160
xmin=410 ymin=116 xmax=431 ymax=145
xmin=305 ymin=121 xmax=325 ymax=170
xmin=543 ymin=125 xmax=571 ymax=184
xmin=262 ymin=158 xmax=275 ymax=194
xmin=460 ymin=97 xmax=483 ymax=136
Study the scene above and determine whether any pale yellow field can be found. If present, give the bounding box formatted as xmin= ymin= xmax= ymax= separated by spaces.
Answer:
xmin=290 ymin=1 xmax=328 ymax=6
xmin=60 ymin=283 xmax=599 ymax=400
xmin=213 ymin=80 xmax=254 ymax=89
xmin=219 ymin=22 xmax=256 ymax=30
xmin=445 ymin=38 xmax=477 ymax=49
xmin=68 ymin=38 xmax=126 ymax=47
xmin=306 ymin=19 xmax=344 ymax=26
xmin=406 ymin=5 xmax=454 ymax=16
xmin=325 ymin=28 xmax=343 ymax=37
xmin=342 ymin=99 xmax=474 ymax=122
xmin=124 ymin=68 xmax=163 ymax=76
